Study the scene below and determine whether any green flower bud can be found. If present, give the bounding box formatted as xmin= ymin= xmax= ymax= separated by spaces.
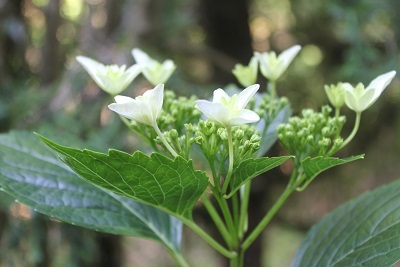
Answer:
xmin=217 ymin=128 xmax=228 ymax=140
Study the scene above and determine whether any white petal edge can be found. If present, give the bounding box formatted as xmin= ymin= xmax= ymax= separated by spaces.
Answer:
xmin=366 ymin=70 xmax=396 ymax=101
xmin=229 ymin=109 xmax=260 ymax=126
xmin=132 ymin=48 xmax=152 ymax=65
xmin=213 ymin=89 xmax=229 ymax=103
xmin=114 ymin=95 xmax=135 ymax=104
xmin=237 ymin=84 xmax=260 ymax=109
xmin=195 ymin=100 xmax=231 ymax=126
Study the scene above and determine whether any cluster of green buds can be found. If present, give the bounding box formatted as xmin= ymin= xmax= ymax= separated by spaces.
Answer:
xmin=277 ymin=105 xmax=346 ymax=163
xmin=192 ymin=121 xmax=261 ymax=165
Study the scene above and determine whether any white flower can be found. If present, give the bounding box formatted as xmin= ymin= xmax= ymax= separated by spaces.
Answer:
xmin=324 ymin=82 xmax=346 ymax=109
xmin=132 ymin=48 xmax=176 ymax=86
xmin=108 ymin=84 xmax=164 ymax=126
xmin=255 ymin=45 xmax=301 ymax=81
xmin=344 ymin=71 xmax=396 ymax=113
xmin=76 ymin=56 xmax=142 ymax=96
xmin=232 ymin=56 xmax=258 ymax=87
xmin=195 ymin=84 xmax=260 ymax=128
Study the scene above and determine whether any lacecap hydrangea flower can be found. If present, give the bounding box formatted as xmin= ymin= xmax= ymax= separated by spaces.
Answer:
xmin=76 ymin=56 xmax=142 ymax=96
xmin=132 ymin=48 xmax=176 ymax=86
xmin=344 ymin=71 xmax=396 ymax=113
xmin=108 ymin=84 xmax=164 ymax=127
xmin=195 ymin=84 xmax=260 ymax=128
xmin=255 ymin=45 xmax=301 ymax=82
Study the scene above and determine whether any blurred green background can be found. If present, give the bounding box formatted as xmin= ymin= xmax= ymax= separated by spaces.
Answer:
xmin=0 ymin=0 xmax=399 ymax=266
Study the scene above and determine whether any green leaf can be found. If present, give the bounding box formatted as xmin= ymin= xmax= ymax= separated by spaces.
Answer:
xmin=301 ymin=154 xmax=364 ymax=183
xmin=37 ymin=134 xmax=209 ymax=220
xmin=226 ymin=156 xmax=292 ymax=198
xmin=293 ymin=179 xmax=400 ymax=267
xmin=0 ymin=131 xmax=182 ymax=252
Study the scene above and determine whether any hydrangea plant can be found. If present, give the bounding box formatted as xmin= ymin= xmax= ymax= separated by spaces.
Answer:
xmin=0 ymin=46 xmax=398 ymax=267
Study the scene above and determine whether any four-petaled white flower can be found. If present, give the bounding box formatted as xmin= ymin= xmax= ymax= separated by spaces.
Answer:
xmin=132 ymin=48 xmax=176 ymax=86
xmin=344 ymin=71 xmax=396 ymax=113
xmin=76 ymin=56 xmax=142 ymax=96
xmin=195 ymin=84 xmax=260 ymax=128
xmin=232 ymin=56 xmax=258 ymax=87
xmin=108 ymin=84 xmax=164 ymax=126
xmin=255 ymin=45 xmax=301 ymax=82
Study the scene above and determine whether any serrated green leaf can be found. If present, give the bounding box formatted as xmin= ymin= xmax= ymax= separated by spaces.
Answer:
xmin=293 ymin=179 xmax=400 ymax=267
xmin=0 ymin=131 xmax=182 ymax=252
xmin=226 ymin=156 xmax=293 ymax=198
xmin=301 ymin=154 xmax=364 ymax=182
xmin=37 ymin=134 xmax=209 ymax=220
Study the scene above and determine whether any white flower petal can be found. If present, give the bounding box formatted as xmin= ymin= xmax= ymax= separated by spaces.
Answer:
xmin=76 ymin=56 xmax=106 ymax=89
xmin=114 ymin=95 xmax=134 ymax=104
xmin=366 ymin=70 xmax=396 ymax=104
xmin=237 ymin=84 xmax=259 ymax=109
xmin=148 ymin=84 xmax=164 ymax=119
xmin=213 ymin=89 xmax=229 ymax=103
xmin=279 ymin=45 xmax=301 ymax=69
xmin=132 ymin=48 xmax=152 ymax=65
xmin=195 ymin=100 xmax=231 ymax=126
xmin=344 ymin=90 xmax=358 ymax=111
xmin=229 ymin=109 xmax=260 ymax=125
xmin=108 ymin=101 xmax=154 ymax=126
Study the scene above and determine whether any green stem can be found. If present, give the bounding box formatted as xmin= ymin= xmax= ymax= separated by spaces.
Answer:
xmin=222 ymin=127 xmax=234 ymax=194
xmin=215 ymin=194 xmax=239 ymax=247
xmin=268 ymin=81 xmax=277 ymax=115
xmin=208 ymin=157 xmax=221 ymax=192
xmin=229 ymin=249 xmax=244 ymax=267
xmin=242 ymin=185 xmax=295 ymax=251
xmin=335 ymin=107 xmax=340 ymax=118
xmin=338 ymin=111 xmax=361 ymax=150
xmin=238 ymin=181 xmax=251 ymax=239
xmin=168 ymin=248 xmax=190 ymax=267
xmin=201 ymin=195 xmax=232 ymax=247
xmin=269 ymin=81 xmax=277 ymax=99
xmin=152 ymin=123 xmax=179 ymax=157
xmin=182 ymin=218 xmax=237 ymax=258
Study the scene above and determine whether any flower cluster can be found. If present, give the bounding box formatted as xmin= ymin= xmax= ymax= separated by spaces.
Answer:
xmin=76 ymin=47 xmax=396 ymax=164
xmin=277 ymin=106 xmax=346 ymax=162
xmin=77 ymin=49 xmax=176 ymax=96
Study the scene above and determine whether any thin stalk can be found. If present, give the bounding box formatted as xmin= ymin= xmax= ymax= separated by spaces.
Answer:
xmin=207 ymin=157 xmax=221 ymax=192
xmin=215 ymin=194 xmax=239 ymax=247
xmin=238 ymin=181 xmax=251 ymax=239
xmin=268 ymin=81 xmax=277 ymax=115
xmin=242 ymin=185 xmax=295 ymax=250
xmin=339 ymin=111 xmax=361 ymax=149
xmin=182 ymin=218 xmax=236 ymax=258
xmin=201 ymin=195 xmax=232 ymax=247
xmin=335 ymin=107 xmax=340 ymax=118
xmin=152 ymin=123 xmax=179 ymax=157
xmin=232 ymin=192 xmax=240 ymax=230
xmin=222 ymin=127 xmax=234 ymax=194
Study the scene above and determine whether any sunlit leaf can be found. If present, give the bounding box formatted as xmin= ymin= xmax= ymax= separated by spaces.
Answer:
xmin=0 ymin=131 xmax=182 ymax=252
xmin=226 ymin=156 xmax=292 ymax=198
xmin=301 ymin=154 xmax=364 ymax=183
xmin=37 ymin=134 xmax=209 ymax=220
